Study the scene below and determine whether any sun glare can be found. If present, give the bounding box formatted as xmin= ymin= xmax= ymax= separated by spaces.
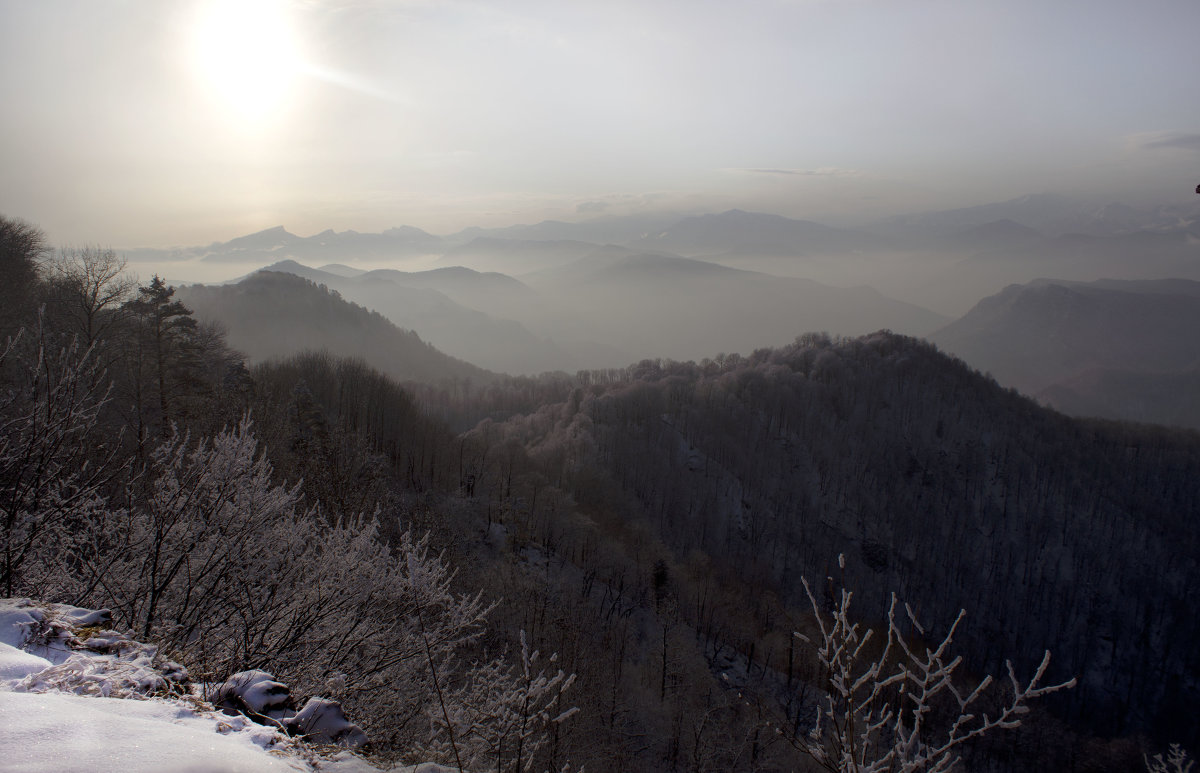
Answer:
xmin=188 ymin=0 xmax=303 ymax=126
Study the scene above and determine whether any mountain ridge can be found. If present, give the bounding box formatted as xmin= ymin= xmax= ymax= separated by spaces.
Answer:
xmin=176 ymin=271 xmax=497 ymax=384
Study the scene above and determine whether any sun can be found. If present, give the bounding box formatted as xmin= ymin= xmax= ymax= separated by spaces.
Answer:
xmin=187 ymin=0 xmax=304 ymax=125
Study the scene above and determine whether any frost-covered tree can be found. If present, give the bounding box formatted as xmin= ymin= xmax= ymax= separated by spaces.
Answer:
xmin=99 ymin=417 xmax=303 ymax=642
xmin=790 ymin=565 xmax=1075 ymax=773
xmin=0 ymin=316 xmax=117 ymax=597
xmin=90 ymin=417 xmax=500 ymax=749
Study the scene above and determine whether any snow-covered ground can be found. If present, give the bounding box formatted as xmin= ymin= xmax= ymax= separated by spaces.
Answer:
xmin=0 ymin=599 xmax=450 ymax=773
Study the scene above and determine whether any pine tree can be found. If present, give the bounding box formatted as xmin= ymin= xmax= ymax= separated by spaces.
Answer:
xmin=121 ymin=276 xmax=202 ymax=442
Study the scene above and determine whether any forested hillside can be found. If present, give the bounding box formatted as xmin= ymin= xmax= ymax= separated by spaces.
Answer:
xmin=449 ymin=333 xmax=1200 ymax=747
xmin=4 ymin=215 xmax=1199 ymax=771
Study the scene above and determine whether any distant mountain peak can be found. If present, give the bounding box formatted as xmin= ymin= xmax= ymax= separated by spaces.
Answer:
xmin=383 ymin=225 xmax=436 ymax=238
xmin=223 ymin=226 xmax=302 ymax=251
xmin=260 ymin=259 xmax=309 ymax=272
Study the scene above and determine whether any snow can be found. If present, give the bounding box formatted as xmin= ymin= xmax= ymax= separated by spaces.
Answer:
xmin=0 ymin=691 xmax=302 ymax=773
xmin=0 ymin=601 xmax=40 ymax=648
xmin=0 ymin=599 xmax=400 ymax=773
xmin=44 ymin=602 xmax=111 ymax=629
xmin=0 ymin=599 xmax=96 ymax=667
xmin=0 ymin=641 xmax=50 ymax=682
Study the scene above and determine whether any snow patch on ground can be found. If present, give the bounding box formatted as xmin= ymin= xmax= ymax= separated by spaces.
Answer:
xmin=0 ymin=690 xmax=303 ymax=773
xmin=0 ymin=641 xmax=50 ymax=681
xmin=0 ymin=598 xmax=409 ymax=773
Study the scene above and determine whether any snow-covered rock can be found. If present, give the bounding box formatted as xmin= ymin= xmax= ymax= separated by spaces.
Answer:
xmin=214 ymin=669 xmax=295 ymax=723
xmin=0 ymin=598 xmax=188 ymax=700
xmin=288 ymin=697 xmax=369 ymax=748
xmin=214 ymin=670 xmax=369 ymax=749
xmin=0 ymin=598 xmax=118 ymax=669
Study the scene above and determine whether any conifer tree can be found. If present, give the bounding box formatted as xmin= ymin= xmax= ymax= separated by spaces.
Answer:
xmin=121 ymin=276 xmax=202 ymax=441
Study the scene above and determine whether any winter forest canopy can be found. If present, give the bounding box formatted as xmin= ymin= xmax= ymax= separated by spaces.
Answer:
xmin=2 ymin=211 xmax=1200 ymax=772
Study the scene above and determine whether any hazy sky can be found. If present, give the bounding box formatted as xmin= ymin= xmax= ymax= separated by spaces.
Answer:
xmin=1 ymin=0 xmax=1197 ymax=247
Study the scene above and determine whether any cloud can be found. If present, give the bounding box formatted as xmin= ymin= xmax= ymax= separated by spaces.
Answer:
xmin=576 ymin=200 xmax=609 ymax=213
xmin=1142 ymin=133 xmax=1200 ymax=152
xmin=728 ymin=167 xmax=864 ymax=178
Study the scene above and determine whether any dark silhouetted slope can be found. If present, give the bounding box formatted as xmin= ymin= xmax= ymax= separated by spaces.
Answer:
xmin=931 ymin=278 xmax=1200 ymax=398
xmin=177 ymin=271 xmax=494 ymax=384
xmin=1038 ymin=366 xmax=1200 ymax=430
xmin=242 ymin=261 xmax=602 ymax=375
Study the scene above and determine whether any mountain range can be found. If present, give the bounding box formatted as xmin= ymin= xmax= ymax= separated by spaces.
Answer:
xmin=127 ymin=194 xmax=1200 ymax=320
xmin=149 ymin=194 xmax=1200 ymax=429
xmin=209 ymin=250 xmax=949 ymax=375
xmin=128 ymin=194 xmax=1200 ymax=267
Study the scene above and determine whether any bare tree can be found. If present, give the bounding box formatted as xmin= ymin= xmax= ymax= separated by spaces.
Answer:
xmin=43 ymin=246 xmax=135 ymax=347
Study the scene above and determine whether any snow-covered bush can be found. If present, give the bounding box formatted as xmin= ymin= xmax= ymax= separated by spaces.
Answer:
xmin=18 ymin=629 xmax=188 ymax=699
xmin=791 ymin=566 xmax=1075 ymax=773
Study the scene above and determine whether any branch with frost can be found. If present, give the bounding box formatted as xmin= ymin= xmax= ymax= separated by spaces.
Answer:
xmin=791 ymin=571 xmax=1075 ymax=773
xmin=420 ymin=630 xmax=578 ymax=773
xmin=1146 ymin=745 xmax=1195 ymax=773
